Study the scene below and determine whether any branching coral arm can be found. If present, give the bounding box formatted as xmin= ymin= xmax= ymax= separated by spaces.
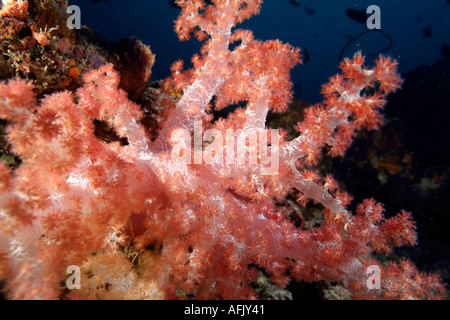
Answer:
xmin=151 ymin=0 xmax=263 ymax=153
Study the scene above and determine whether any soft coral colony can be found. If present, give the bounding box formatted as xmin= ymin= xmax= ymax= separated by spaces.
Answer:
xmin=0 ymin=0 xmax=446 ymax=300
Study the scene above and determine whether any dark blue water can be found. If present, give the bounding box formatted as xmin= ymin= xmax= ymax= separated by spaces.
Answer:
xmin=68 ymin=0 xmax=450 ymax=103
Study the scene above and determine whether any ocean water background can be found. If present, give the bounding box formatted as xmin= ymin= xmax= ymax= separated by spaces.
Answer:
xmin=68 ymin=0 xmax=449 ymax=103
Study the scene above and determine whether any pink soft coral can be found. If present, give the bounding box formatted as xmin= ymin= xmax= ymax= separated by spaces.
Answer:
xmin=0 ymin=0 xmax=445 ymax=300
